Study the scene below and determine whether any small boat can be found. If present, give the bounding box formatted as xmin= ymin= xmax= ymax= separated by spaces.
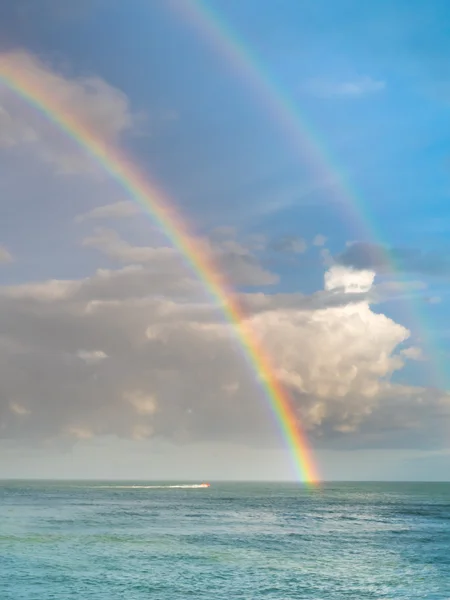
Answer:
xmin=199 ymin=482 xmax=210 ymax=488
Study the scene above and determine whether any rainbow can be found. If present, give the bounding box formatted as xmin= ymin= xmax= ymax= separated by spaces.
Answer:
xmin=0 ymin=54 xmax=319 ymax=484
xmin=173 ymin=0 xmax=375 ymax=232
xmin=172 ymin=0 xmax=444 ymax=388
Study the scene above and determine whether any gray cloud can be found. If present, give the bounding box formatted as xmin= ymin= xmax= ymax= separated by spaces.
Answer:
xmin=312 ymin=234 xmax=327 ymax=247
xmin=0 ymin=245 xmax=12 ymax=263
xmin=337 ymin=241 xmax=450 ymax=278
xmin=271 ymin=235 xmax=307 ymax=254
xmin=0 ymin=50 xmax=142 ymax=174
xmin=82 ymin=228 xmax=181 ymax=266
xmin=83 ymin=228 xmax=279 ymax=288
xmin=1 ymin=263 xmax=448 ymax=451
xmin=76 ymin=200 xmax=141 ymax=222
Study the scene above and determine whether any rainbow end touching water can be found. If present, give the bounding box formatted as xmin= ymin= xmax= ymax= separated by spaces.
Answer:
xmin=0 ymin=53 xmax=319 ymax=485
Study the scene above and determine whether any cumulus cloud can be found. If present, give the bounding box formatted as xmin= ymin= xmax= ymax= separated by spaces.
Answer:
xmin=0 ymin=245 xmax=12 ymax=263
xmin=0 ymin=50 xmax=141 ymax=174
xmin=0 ymin=260 xmax=448 ymax=450
xmin=324 ymin=265 xmax=375 ymax=293
xmin=305 ymin=76 xmax=386 ymax=98
xmin=75 ymin=200 xmax=141 ymax=222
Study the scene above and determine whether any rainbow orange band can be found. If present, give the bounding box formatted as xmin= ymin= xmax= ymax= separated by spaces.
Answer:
xmin=0 ymin=55 xmax=319 ymax=484
xmin=173 ymin=0 xmax=444 ymax=390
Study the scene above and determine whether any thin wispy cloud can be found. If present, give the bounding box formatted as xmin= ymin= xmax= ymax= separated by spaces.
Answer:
xmin=76 ymin=200 xmax=141 ymax=222
xmin=305 ymin=76 xmax=386 ymax=99
xmin=0 ymin=245 xmax=13 ymax=263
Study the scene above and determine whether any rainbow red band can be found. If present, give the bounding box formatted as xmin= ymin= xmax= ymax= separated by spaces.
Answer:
xmin=172 ymin=0 xmax=444 ymax=391
xmin=0 ymin=54 xmax=319 ymax=484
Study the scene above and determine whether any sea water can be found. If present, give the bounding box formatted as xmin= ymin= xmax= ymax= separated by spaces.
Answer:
xmin=1 ymin=481 xmax=449 ymax=599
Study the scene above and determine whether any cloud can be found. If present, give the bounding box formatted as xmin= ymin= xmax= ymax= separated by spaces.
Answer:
xmin=312 ymin=234 xmax=327 ymax=247
xmin=77 ymin=350 xmax=108 ymax=364
xmin=401 ymin=346 xmax=424 ymax=361
xmin=208 ymin=226 xmax=237 ymax=241
xmin=0 ymin=262 xmax=448 ymax=450
xmin=271 ymin=235 xmax=307 ymax=254
xmin=0 ymin=50 xmax=141 ymax=174
xmin=324 ymin=265 xmax=375 ymax=293
xmin=207 ymin=236 xmax=279 ymax=287
xmin=0 ymin=245 xmax=12 ymax=263
xmin=75 ymin=201 xmax=141 ymax=222
xmin=305 ymin=76 xmax=386 ymax=98
xmin=337 ymin=241 xmax=450 ymax=278
xmin=370 ymin=279 xmax=429 ymax=304
xmin=84 ymin=228 xmax=279 ymax=288
xmin=82 ymin=228 xmax=179 ymax=265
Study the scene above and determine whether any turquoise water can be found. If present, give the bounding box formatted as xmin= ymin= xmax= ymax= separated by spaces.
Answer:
xmin=1 ymin=481 xmax=449 ymax=599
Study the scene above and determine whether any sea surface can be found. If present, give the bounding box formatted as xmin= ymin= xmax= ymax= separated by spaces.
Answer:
xmin=1 ymin=481 xmax=449 ymax=599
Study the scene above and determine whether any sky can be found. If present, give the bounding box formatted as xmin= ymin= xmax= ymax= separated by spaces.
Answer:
xmin=0 ymin=0 xmax=450 ymax=481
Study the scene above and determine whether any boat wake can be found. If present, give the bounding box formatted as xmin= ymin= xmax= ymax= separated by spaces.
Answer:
xmin=98 ymin=483 xmax=211 ymax=489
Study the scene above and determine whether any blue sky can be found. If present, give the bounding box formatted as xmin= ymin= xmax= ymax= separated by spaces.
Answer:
xmin=0 ymin=0 xmax=450 ymax=480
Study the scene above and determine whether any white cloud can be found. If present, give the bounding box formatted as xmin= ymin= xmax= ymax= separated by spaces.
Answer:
xmin=401 ymin=346 xmax=424 ymax=361
xmin=305 ymin=76 xmax=386 ymax=98
xmin=75 ymin=201 xmax=141 ymax=222
xmin=0 ymin=50 xmax=141 ymax=174
xmin=324 ymin=265 xmax=375 ymax=293
xmin=0 ymin=245 xmax=13 ymax=263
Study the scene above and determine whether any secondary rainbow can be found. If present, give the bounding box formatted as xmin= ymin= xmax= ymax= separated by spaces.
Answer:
xmin=173 ymin=0 xmax=445 ymax=389
xmin=0 ymin=54 xmax=319 ymax=484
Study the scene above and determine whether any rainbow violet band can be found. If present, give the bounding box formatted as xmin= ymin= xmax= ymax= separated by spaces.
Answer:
xmin=173 ymin=0 xmax=444 ymax=389
xmin=0 ymin=56 xmax=319 ymax=484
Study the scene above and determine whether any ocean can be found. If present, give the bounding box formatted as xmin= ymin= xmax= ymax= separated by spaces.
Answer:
xmin=1 ymin=481 xmax=449 ymax=599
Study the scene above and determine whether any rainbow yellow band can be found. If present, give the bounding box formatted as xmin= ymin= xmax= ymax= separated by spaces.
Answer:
xmin=0 ymin=55 xmax=319 ymax=484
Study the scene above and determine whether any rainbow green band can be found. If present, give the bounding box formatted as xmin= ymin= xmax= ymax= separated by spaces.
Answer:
xmin=0 ymin=55 xmax=319 ymax=484
xmin=174 ymin=0 xmax=445 ymax=391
